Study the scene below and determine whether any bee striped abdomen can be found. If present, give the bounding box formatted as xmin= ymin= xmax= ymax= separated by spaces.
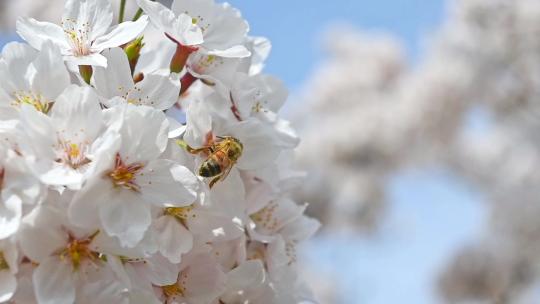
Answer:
xmin=199 ymin=159 xmax=222 ymax=177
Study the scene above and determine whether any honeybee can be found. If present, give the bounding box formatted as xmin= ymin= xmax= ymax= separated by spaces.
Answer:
xmin=178 ymin=136 xmax=243 ymax=188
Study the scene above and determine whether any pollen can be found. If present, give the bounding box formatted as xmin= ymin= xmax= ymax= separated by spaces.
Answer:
xmin=247 ymin=246 xmax=266 ymax=261
xmin=11 ymin=91 xmax=51 ymax=113
xmin=107 ymin=153 xmax=144 ymax=192
xmin=252 ymin=101 xmax=263 ymax=113
xmin=68 ymin=143 xmax=80 ymax=158
xmin=285 ymin=242 xmax=297 ymax=265
xmin=162 ymin=283 xmax=185 ymax=298
xmin=58 ymin=140 xmax=91 ymax=169
xmin=164 ymin=205 xmax=195 ymax=225
xmin=63 ymin=19 xmax=92 ymax=57
xmin=196 ymin=55 xmax=220 ymax=70
xmin=250 ymin=203 xmax=279 ymax=232
xmin=58 ymin=230 xmax=100 ymax=270
xmin=0 ymin=251 xmax=9 ymax=270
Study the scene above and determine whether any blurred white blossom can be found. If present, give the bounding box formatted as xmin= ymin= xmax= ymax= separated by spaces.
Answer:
xmin=294 ymin=0 xmax=540 ymax=302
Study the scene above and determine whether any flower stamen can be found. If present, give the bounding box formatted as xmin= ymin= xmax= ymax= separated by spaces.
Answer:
xmin=58 ymin=230 xmax=100 ymax=270
xmin=0 ymin=251 xmax=9 ymax=270
xmin=11 ymin=91 xmax=52 ymax=113
xmin=164 ymin=205 xmax=196 ymax=226
xmin=162 ymin=283 xmax=185 ymax=298
xmin=62 ymin=19 xmax=92 ymax=57
xmin=58 ymin=140 xmax=91 ymax=169
xmin=107 ymin=153 xmax=144 ymax=192
xmin=250 ymin=203 xmax=279 ymax=233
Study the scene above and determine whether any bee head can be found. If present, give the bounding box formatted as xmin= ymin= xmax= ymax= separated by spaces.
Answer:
xmin=222 ymin=136 xmax=243 ymax=160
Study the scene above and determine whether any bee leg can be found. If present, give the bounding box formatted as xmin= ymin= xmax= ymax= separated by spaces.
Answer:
xmin=209 ymin=175 xmax=222 ymax=189
xmin=176 ymin=140 xmax=209 ymax=154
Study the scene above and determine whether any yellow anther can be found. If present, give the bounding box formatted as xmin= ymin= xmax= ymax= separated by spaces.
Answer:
xmin=0 ymin=251 xmax=9 ymax=270
xmin=162 ymin=283 xmax=185 ymax=298
xmin=68 ymin=143 xmax=80 ymax=158
xmin=164 ymin=206 xmax=195 ymax=225
xmin=107 ymin=153 xmax=144 ymax=192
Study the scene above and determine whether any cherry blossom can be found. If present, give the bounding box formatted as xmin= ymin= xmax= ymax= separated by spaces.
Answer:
xmin=16 ymin=0 xmax=148 ymax=67
xmin=0 ymin=0 xmax=318 ymax=302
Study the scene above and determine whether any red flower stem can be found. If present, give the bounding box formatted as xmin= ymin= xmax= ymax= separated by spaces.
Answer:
xmin=180 ymin=73 xmax=198 ymax=95
xmin=169 ymin=42 xmax=197 ymax=74
xmin=79 ymin=65 xmax=93 ymax=84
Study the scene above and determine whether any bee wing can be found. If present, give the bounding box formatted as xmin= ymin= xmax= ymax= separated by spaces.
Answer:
xmin=219 ymin=162 xmax=234 ymax=181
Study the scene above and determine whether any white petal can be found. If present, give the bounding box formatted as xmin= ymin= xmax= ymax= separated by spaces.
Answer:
xmin=173 ymin=0 xmax=248 ymax=54
xmin=183 ymin=254 xmax=226 ymax=303
xmin=69 ymin=178 xmax=113 ymax=230
xmin=129 ymin=290 xmax=163 ymax=304
xmin=187 ymin=52 xmax=240 ymax=90
xmin=2 ymin=240 xmax=18 ymax=273
xmin=94 ymin=48 xmax=134 ymax=100
xmin=93 ymin=16 xmax=149 ymax=51
xmin=223 ymin=260 xmax=265 ymax=297
xmin=19 ymin=206 xmax=67 ymax=262
xmin=172 ymin=13 xmax=204 ymax=46
xmin=0 ymin=41 xmax=37 ymax=66
xmin=167 ymin=117 xmax=186 ymax=138
xmin=19 ymin=104 xmax=56 ymax=160
xmin=63 ymin=0 xmax=113 ymax=40
xmin=118 ymin=105 xmax=169 ymax=162
xmin=88 ymin=129 xmax=122 ymax=169
xmin=144 ymin=254 xmax=179 ymax=286
xmin=99 ymin=194 xmax=151 ymax=248
xmin=136 ymin=39 xmax=176 ymax=73
xmin=139 ymin=160 xmax=198 ymax=206
xmin=187 ymin=207 xmax=244 ymax=243
xmin=0 ymin=194 xmax=21 ymax=240
xmin=0 ymin=42 xmax=36 ymax=95
xmin=232 ymin=120 xmax=281 ymax=171
xmin=206 ymin=45 xmax=250 ymax=58
xmin=280 ymin=215 xmax=320 ymax=243
xmin=30 ymin=41 xmax=71 ymax=101
xmin=33 ymin=257 xmax=75 ymax=304
xmin=136 ymin=0 xmax=203 ymax=46
xmin=184 ymin=98 xmax=212 ymax=147
xmin=9 ymin=264 xmax=35 ymax=303
xmin=128 ymin=291 xmax=161 ymax=304
xmin=16 ymin=18 xmax=69 ymax=52
xmin=126 ymin=72 xmax=180 ymax=110
xmin=0 ymin=271 xmax=17 ymax=303
xmin=64 ymin=52 xmax=108 ymax=67
xmin=250 ymin=198 xmax=306 ymax=242
xmin=245 ymin=36 xmax=271 ymax=75
xmin=268 ymin=115 xmax=300 ymax=149
xmin=155 ymin=216 xmax=193 ymax=264
xmin=106 ymin=255 xmax=131 ymax=288
xmin=136 ymin=0 xmax=176 ymax=31
xmin=51 ymin=85 xmax=103 ymax=141
xmin=1 ymin=155 xmax=43 ymax=206
xmin=210 ymin=168 xmax=246 ymax=212
xmin=39 ymin=164 xmax=83 ymax=189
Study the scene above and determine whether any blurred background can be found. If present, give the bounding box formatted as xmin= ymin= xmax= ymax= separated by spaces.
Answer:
xmin=4 ymin=0 xmax=540 ymax=303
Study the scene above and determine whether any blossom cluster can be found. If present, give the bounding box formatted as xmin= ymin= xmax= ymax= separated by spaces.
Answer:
xmin=0 ymin=0 xmax=319 ymax=303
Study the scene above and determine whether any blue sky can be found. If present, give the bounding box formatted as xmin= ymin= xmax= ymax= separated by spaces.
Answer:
xmin=304 ymin=170 xmax=486 ymax=303
xmin=229 ymin=0 xmax=448 ymax=89
xmin=0 ymin=1 xmax=488 ymax=303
